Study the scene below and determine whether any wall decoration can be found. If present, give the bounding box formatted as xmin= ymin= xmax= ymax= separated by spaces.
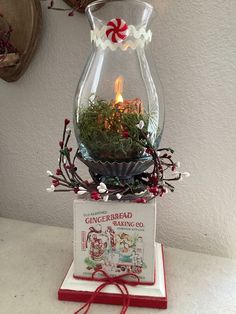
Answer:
xmin=0 ymin=14 xmax=19 ymax=68
xmin=0 ymin=0 xmax=42 ymax=82
xmin=63 ymin=0 xmax=95 ymax=13
xmin=45 ymin=0 xmax=96 ymax=15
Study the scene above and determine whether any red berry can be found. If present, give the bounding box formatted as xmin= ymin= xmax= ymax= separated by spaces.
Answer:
xmin=146 ymin=148 xmax=153 ymax=155
xmin=59 ymin=141 xmax=63 ymax=148
xmin=56 ymin=169 xmax=62 ymax=175
xmin=135 ymin=197 xmax=147 ymax=203
xmin=149 ymin=176 xmax=158 ymax=184
xmin=64 ymin=118 xmax=70 ymax=125
xmin=122 ymin=131 xmax=129 ymax=139
xmin=149 ymin=186 xmax=159 ymax=194
xmin=91 ymin=191 xmax=101 ymax=201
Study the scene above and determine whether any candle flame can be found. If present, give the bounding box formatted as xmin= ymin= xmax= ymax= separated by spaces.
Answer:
xmin=114 ymin=76 xmax=124 ymax=104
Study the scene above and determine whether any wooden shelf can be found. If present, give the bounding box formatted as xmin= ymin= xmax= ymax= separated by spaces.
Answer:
xmin=0 ymin=217 xmax=236 ymax=313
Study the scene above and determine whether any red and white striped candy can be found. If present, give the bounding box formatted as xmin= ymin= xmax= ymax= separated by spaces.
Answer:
xmin=106 ymin=18 xmax=128 ymax=44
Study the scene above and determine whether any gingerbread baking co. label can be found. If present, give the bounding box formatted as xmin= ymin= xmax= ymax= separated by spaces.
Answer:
xmin=73 ymin=200 xmax=156 ymax=284
xmin=84 ymin=211 xmax=144 ymax=228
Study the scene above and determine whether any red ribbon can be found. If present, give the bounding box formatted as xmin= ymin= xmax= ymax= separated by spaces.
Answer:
xmin=74 ymin=270 xmax=140 ymax=314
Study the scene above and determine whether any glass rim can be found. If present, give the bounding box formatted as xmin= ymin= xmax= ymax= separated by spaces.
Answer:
xmin=86 ymin=0 xmax=154 ymax=14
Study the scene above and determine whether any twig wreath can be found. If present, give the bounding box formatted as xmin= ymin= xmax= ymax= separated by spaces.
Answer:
xmin=47 ymin=119 xmax=189 ymax=203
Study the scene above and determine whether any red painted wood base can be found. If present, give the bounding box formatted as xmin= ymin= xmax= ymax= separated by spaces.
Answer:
xmin=58 ymin=243 xmax=167 ymax=309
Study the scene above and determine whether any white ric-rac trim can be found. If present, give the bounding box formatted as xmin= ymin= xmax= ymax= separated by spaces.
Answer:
xmin=91 ymin=25 xmax=152 ymax=51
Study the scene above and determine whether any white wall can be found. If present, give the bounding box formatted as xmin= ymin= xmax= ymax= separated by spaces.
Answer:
xmin=0 ymin=0 xmax=235 ymax=258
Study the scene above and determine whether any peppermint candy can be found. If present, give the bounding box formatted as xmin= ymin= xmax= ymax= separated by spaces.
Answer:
xmin=106 ymin=18 xmax=129 ymax=43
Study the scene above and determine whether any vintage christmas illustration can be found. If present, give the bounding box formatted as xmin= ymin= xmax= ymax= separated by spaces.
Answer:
xmin=84 ymin=224 xmax=145 ymax=275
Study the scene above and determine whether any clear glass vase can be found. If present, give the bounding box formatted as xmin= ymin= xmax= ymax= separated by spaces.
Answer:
xmin=73 ymin=0 xmax=164 ymax=177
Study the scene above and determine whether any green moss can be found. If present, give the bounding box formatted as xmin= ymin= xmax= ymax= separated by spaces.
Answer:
xmin=77 ymin=98 xmax=149 ymax=161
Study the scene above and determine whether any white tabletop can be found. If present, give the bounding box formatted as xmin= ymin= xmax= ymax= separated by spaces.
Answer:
xmin=0 ymin=217 xmax=235 ymax=314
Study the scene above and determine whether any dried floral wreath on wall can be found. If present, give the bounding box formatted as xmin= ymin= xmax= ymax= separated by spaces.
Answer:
xmin=46 ymin=119 xmax=189 ymax=203
xmin=0 ymin=14 xmax=18 ymax=66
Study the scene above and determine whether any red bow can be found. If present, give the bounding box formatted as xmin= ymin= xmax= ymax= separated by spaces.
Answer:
xmin=74 ymin=270 xmax=140 ymax=314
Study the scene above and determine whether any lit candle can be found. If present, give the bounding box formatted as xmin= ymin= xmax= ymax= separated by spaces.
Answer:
xmin=114 ymin=76 xmax=124 ymax=104
xmin=113 ymin=75 xmax=143 ymax=114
